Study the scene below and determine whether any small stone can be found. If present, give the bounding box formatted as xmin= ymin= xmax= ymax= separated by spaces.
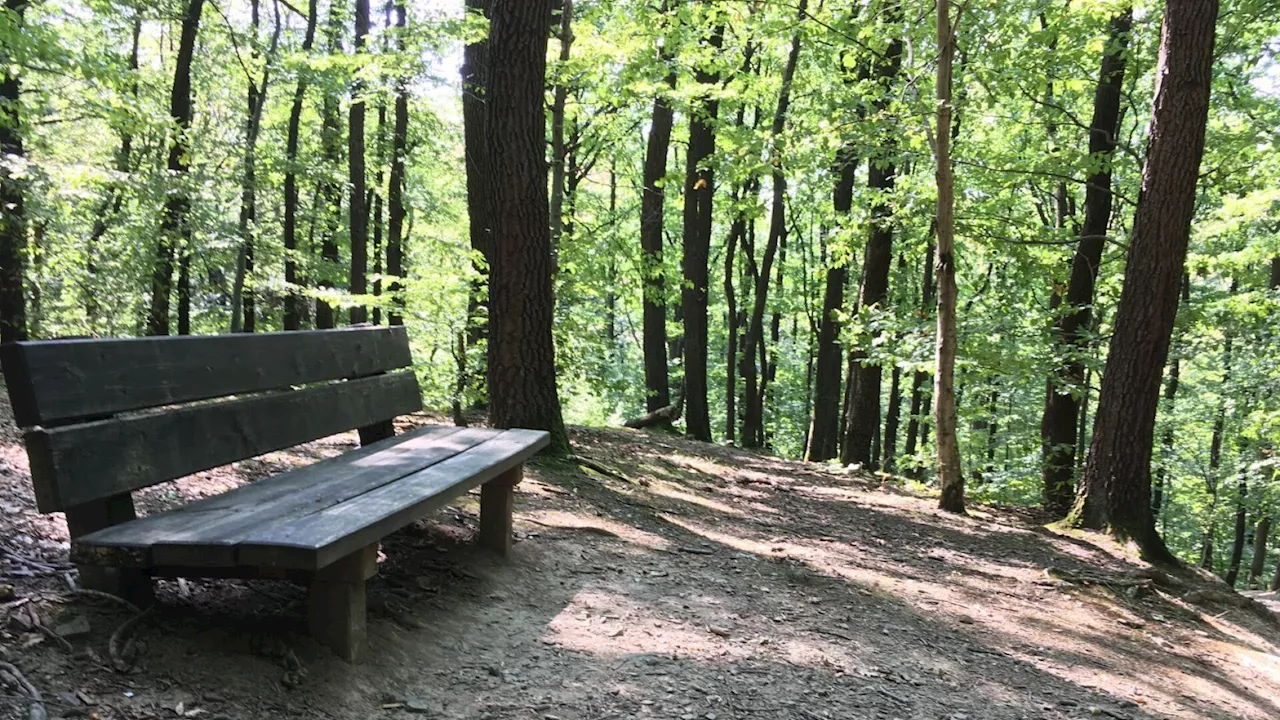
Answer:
xmin=405 ymin=699 xmax=432 ymax=714
xmin=0 ymin=584 xmax=13 ymax=600
xmin=957 ymin=615 xmax=975 ymax=625
xmin=708 ymin=626 xmax=731 ymax=638
xmin=54 ymin=615 xmax=91 ymax=638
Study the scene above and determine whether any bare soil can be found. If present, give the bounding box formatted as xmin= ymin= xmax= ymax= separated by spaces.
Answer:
xmin=0 ymin=397 xmax=1277 ymax=720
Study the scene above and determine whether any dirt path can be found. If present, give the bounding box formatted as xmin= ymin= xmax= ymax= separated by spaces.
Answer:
xmin=0 ymin=409 xmax=1277 ymax=720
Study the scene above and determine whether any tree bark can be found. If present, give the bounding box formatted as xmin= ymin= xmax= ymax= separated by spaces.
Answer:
xmin=935 ymin=1 xmax=964 ymax=512
xmin=485 ymin=0 xmax=569 ymax=454
xmin=742 ymin=0 xmax=805 ymax=449
xmin=0 ymin=0 xmax=28 ymax=343
xmin=1041 ymin=10 xmax=1131 ymax=518
xmin=1225 ymin=473 xmax=1247 ymax=586
xmin=347 ymin=0 xmax=370 ymax=325
xmin=147 ymin=0 xmax=206 ymax=337
xmin=315 ymin=1 xmax=345 ymax=329
xmin=903 ymin=241 xmax=935 ymax=472
xmin=282 ymin=0 xmax=319 ymax=331
xmin=680 ymin=13 xmax=724 ymax=442
xmin=387 ymin=0 xmax=409 ymax=326
xmin=1247 ymin=515 xmax=1270 ymax=588
xmin=461 ymin=0 xmax=492 ymax=397
xmin=1069 ymin=0 xmax=1217 ymax=563
xmin=640 ymin=16 xmax=675 ymax=413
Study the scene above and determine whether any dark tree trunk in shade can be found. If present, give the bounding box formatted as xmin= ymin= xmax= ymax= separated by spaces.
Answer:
xmin=485 ymin=0 xmax=569 ymax=454
xmin=461 ymin=0 xmax=492 ymax=397
xmin=881 ymin=363 xmax=902 ymax=471
xmin=283 ymin=0 xmax=319 ymax=331
xmin=0 ymin=0 xmax=28 ymax=344
xmin=742 ymin=1 xmax=805 ymax=449
xmin=1041 ymin=10 xmax=1131 ymax=518
xmin=806 ymin=149 xmax=856 ymax=461
xmin=640 ymin=37 xmax=676 ymax=413
xmin=387 ymin=0 xmax=409 ymax=326
xmin=903 ymin=242 xmax=935 ymax=471
xmin=680 ymin=16 xmax=724 ymax=442
xmin=146 ymin=0 xmax=206 ymax=337
xmin=315 ymin=2 xmax=345 ymax=329
xmin=724 ymin=207 xmax=743 ymax=442
xmin=1069 ymin=0 xmax=1217 ymax=563
xmin=1225 ymin=474 xmax=1247 ymax=586
xmin=1247 ymin=516 xmax=1270 ymax=588
xmin=347 ymin=0 xmax=370 ymax=325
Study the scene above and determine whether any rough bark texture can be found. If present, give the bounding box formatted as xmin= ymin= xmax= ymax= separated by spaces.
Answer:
xmin=1041 ymin=10 xmax=1131 ymax=518
xmin=485 ymin=0 xmax=569 ymax=455
xmin=282 ymin=0 xmax=319 ymax=331
xmin=0 ymin=0 xmax=28 ymax=344
xmin=640 ymin=34 xmax=675 ymax=413
xmin=680 ymin=15 xmax=724 ymax=442
xmin=934 ymin=2 xmax=964 ymax=512
xmin=842 ymin=1 xmax=903 ymax=467
xmin=347 ymin=0 xmax=370 ymax=325
xmin=1069 ymin=0 xmax=1217 ymax=563
xmin=386 ymin=0 xmax=408 ymax=326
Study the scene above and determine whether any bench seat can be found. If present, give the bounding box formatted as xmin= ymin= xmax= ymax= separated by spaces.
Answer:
xmin=73 ymin=426 xmax=549 ymax=573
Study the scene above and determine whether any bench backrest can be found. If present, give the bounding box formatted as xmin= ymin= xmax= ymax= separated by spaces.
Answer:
xmin=0 ymin=326 xmax=423 ymax=513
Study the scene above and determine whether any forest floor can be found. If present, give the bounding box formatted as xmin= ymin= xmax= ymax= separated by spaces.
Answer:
xmin=0 ymin=398 xmax=1278 ymax=720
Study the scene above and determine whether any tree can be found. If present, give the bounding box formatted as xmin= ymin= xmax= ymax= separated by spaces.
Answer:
xmin=348 ymin=0 xmax=370 ymax=325
xmin=1069 ymin=0 xmax=1218 ymax=563
xmin=486 ymin=0 xmax=569 ymax=454
xmin=146 ymin=0 xmax=206 ymax=337
xmin=282 ymin=0 xmax=320 ymax=331
xmin=386 ymin=0 xmax=409 ymax=326
xmin=639 ymin=5 xmax=675 ymax=415
xmin=460 ymin=0 xmax=492 ymax=400
xmin=1040 ymin=10 xmax=1132 ymax=518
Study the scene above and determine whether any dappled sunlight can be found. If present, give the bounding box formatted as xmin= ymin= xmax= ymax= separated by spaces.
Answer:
xmin=646 ymin=481 xmax=751 ymax=518
xmin=521 ymin=509 xmax=672 ymax=551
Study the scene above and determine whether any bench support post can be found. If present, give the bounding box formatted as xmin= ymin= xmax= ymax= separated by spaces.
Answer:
xmin=479 ymin=465 xmax=521 ymax=556
xmin=64 ymin=494 xmax=155 ymax=607
xmin=307 ymin=543 xmax=377 ymax=662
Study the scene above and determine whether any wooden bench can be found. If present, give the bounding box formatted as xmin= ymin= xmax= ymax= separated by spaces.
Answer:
xmin=0 ymin=326 xmax=549 ymax=661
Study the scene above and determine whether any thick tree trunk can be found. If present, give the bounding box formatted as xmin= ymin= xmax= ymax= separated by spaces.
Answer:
xmin=742 ymin=1 xmax=805 ymax=449
xmin=283 ymin=0 xmax=319 ymax=331
xmin=640 ymin=36 xmax=675 ymax=413
xmin=842 ymin=2 xmax=903 ymax=466
xmin=387 ymin=0 xmax=408 ymax=326
xmin=1069 ymin=0 xmax=1217 ymax=563
xmin=315 ymin=2 xmax=345 ymax=329
xmin=486 ymin=0 xmax=569 ymax=454
xmin=680 ymin=15 xmax=724 ymax=442
xmin=935 ymin=2 xmax=964 ymax=512
xmin=1041 ymin=10 xmax=1131 ymax=518
xmin=347 ymin=0 xmax=370 ymax=325
xmin=0 ymin=0 xmax=28 ymax=344
xmin=548 ymin=0 xmax=573 ymax=263
xmin=147 ymin=0 xmax=206 ymax=337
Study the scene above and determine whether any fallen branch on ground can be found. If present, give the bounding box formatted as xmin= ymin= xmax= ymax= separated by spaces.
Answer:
xmin=0 ymin=661 xmax=46 ymax=720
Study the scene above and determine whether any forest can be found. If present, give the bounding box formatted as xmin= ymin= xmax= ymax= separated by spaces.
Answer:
xmin=1 ymin=0 xmax=1278 ymax=588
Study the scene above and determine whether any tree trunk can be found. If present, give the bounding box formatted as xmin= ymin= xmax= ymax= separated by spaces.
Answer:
xmin=1247 ymin=515 xmax=1270 ymax=588
xmin=842 ymin=2 xmax=903 ymax=466
xmin=0 ymin=0 xmax=28 ymax=344
xmin=1041 ymin=10 xmax=1131 ymax=518
xmin=1069 ymin=0 xmax=1217 ymax=563
xmin=315 ymin=1 xmax=345 ymax=329
xmin=282 ymin=0 xmax=319 ymax=331
xmin=387 ymin=0 xmax=408 ymax=326
xmin=680 ymin=14 xmax=724 ymax=442
xmin=724 ymin=202 xmax=742 ymax=442
xmin=1225 ymin=473 xmax=1248 ymax=587
xmin=147 ymin=0 xmax=206 ymax=337
xmin=640 ymin=23 xmax=675 ymax=413
xmin=808 ymin=152 xmax=857 ymax=455
xmin=903 ymin=242 xmax=935 ymax=472
xmin=485 ymin=0 xmax=569 ymax=454
xmin=548 ymin=0 xmax=573 ymax=264
xmin=461 ymin=0 xmax=492 ymax=396
xmin=935 ymin=1 xmax=964 ymax=512
xmin=347 ymin=0 xmax=370 ymax=325
xmin=742 ymin=0 xmax=805 ymax=449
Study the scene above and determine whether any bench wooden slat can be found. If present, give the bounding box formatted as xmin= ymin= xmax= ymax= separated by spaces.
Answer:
xmin=236 ymin=429 xmax=550 ymax=570
xmin=0 ymin=326 xmax=412 ymax=427
xmin=26 ymin=371 xmax=423 ymax=512
xmin=74 ymin=426 xmax=498 ymax=567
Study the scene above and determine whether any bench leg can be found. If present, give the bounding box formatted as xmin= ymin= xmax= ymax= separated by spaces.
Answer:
xmin=479 ymin=465 xmax=521 ymax=556
xmin=65 ymin=495 xmax=155 ymax=607
xmin=307 ymin=544 xmax=377 ymax=663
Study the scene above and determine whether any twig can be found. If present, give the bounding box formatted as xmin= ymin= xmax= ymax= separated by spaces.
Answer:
xmin=109 ymin=606 xmax=154 ymax=672
xmin=32 ymin=620 xmax=72 ymax=653
xmin=0 ymin=662 xmax=46 ymax=720
xmin=60 ymin=589 xmax=142 ymax=615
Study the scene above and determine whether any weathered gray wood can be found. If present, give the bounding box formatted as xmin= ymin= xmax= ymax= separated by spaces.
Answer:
xmin=238 ymin=429 xmax=550 ymax=570
xmin=0 ymin=326 xmax=412 ymax=427
xmin=479 ymin=466 xmax=521 ymax=556
xmin=306 ymin=543 xmax=377 ymax=662
xmin=75 ymin=427 xmax=500 ymax=568
xmin=64 ymin=494 xmax=154 ymax=606
xmin=25 ymin=371 xmax=422 ymax=512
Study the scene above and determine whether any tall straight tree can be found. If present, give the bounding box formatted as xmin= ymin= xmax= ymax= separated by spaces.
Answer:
xmin=1041 ymin=9 xmax=1132 ymax=518
xmin=742 ymin=0 xmax=807 ymax=449
xmin=282 ymin=0 xmax=320 ymax=331
xmin=0 ymin=0 xmax=27 ymax=344
xmin=146 ymin=0 xmax=206 ymax=336
xmin=842 ymin=0 xmax=903 ymax=465
xmin=1070 ymin=0 xmax=1217 ymax=562
xmin=934 ymin=0 xmax=964 ymax=512
xmin=680 ymin=8 xmax=724 ymax=442
xmin=460 ymin=0 xmax=492 ymax=398
xmin=386 ymin=0 xmax=408 ymax=325
xmin=639 ymin=5 xmax=676 ymax=414
xmin=315 ymin=0 xmax=345 ymax=329
xmin=486 ymin=0 xmax=570 ymax=454
xmin=348 ymin=0 xmax=370 ymax=325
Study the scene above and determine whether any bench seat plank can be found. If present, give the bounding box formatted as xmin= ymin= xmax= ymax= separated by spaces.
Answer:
xmin=237 ymin=429 xmax=549 ymax=570
xmin=75 ymin=426 xmax=504 ymax=567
